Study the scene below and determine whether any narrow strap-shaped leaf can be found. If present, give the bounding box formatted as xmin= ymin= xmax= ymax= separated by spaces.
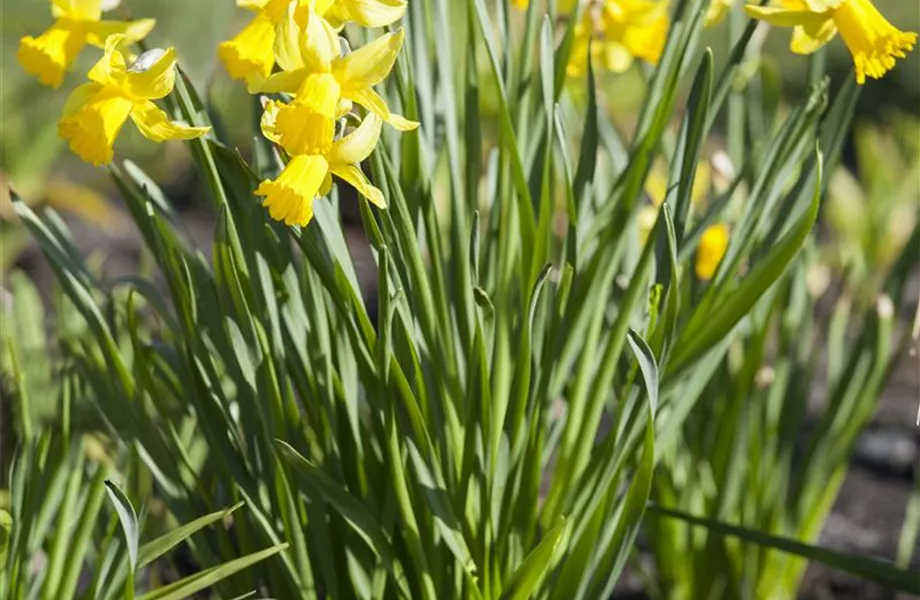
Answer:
xmin=500 ymin=517 xmax=569 ymax=600
xmin=647 ymin=505 xmax=920 ymax=594
xmin=137 ymin=502 xmax=244 ymax=568
xmin=669 ymin=149 xmax=823 ymax=374
xmin=103 ymin=481 xmax=139 ymax=573
xmin=136 ymin=543 xmax=289 ymax=600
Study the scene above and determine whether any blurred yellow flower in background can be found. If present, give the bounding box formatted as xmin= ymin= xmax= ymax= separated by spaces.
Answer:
xmin=567 ymin=0 xmax=670 ymax=76
xmin=695 ymin=223 xmax=729 ymax=280
xmin=638 ymin=161 xmax=712 ymax=243
xmin=646 ymin=161 xmax=711 ymax=208
xmin=58 ymin=35 xmax=210 ymax=165
xmin=18 ymin=0 xmax=155 ymax=88
xmin=257 ymin=104 xmax=386 ymax=226
xmin=745 ymin=0 xmax=917 ymax=84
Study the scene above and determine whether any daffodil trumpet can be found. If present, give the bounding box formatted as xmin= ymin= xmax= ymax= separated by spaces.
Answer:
xmin=745 ymin=0 xmax=917 ymax=84
xmin=256 ymin=97 xmax=386 ymax=227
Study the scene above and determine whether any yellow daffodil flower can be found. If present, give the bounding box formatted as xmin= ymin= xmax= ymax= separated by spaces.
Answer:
xmin=254 ymin=5 xmax=417 ymax=131
xmin=695 ymin=223 xmax=729 ymax=280
xmin=18 ymin=0 xmax=155 ymax=88
xmin=58 ymin=34 xmax=210 ymax=166
xmin=745 ymin=0 xmax=917 ymax=84
xmin=705 ymin=0 xmax=735 ymax=27
xmin=567 ymin=0 xmax=670 ymax=77
xmin=257 ymin=96 xmax=385 ymax=226
xmin=219 ymin=0 xmax=292 ymax=83
xmin=219 ymin=0 xmax=408 ymax=84
xmin=317 ymin=0 xmax=408 ymax=29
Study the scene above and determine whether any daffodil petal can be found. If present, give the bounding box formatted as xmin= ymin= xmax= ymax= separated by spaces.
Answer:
xmin=743 ymin=5 xmax=817 ymax=27
xmin=260 ymin=98 xmax=282 ymax=143
xmin=219 ymin=13 xmax=276 ymax=80
xmin=802 ymin=0 xmax=845 ymax=11
xmin=255 ymin=154 xmax=329 ymax=226
xmin=695 ymin=223 xmax=730 ymax=280
xmin=253 ymin=68 xmax=309 ymax=94
xmin=347 ymin=87 xmax=418 ymax=131
xmin=52 ymin=0 xmax=103 ymax=20
xmin=329 ymin=113 xmax=382 ymax=165
xmin=319 ymin=172 xmax=334 ymax=196
xmin=619 ymin=6 xmax=668 ymax=65
xmin=322 ymin=0 xmax=407 ymax=28
xmin=600 ymin=41 xmax=636 ymax=73
xmin=790 ymin=18 xmax=837 ymax=54
xmin=61 ymin=82 xmax=104 ymax=120
xmin=125 ymin=47 xmax=177 ymax=99
xmin=130 ymin=100 xmax=210 ymax=142
xmin=59 ymin=88 xmax=134 ymax=166
xmin=273 ymin=3 xmax=305 ymax=71
xmin=334 ymin=28 xmax=404 ymax=92
xmin=636 ymin=204 xmax=660 ymax=246
xmin=704 ymin=0 xmax=734 ymax=27
xmin=18 ymin=21 xmax=87 ymax=88
xmin=84 ymin=18 xmax=155 ymax=47
xmin=238 ymin=0 xmax=270 ymax=11
xmin=87 ymin=33 xmax=127 ymax=85
xmin=330 ymin=164 xmax=386 ymax=208
xmin=299 ymin=3 xmax=341 ymax=71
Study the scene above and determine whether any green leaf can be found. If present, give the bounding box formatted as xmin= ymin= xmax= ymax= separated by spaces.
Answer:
xmin=137 ymin=502 xmax=244 ymax=568
xmin=668 ymin=148 xmax=824 ymax=374
xmin=648 ymin=505 xmax=920 ymax=594
xmin=275 ymin=440 xmax=410 ymax=597
xmin=500 ymin=517 xmax=569 ymax=600
xmin=104 ymin=481 xmax=139 ymax=572
xmin=626 ymin=330 xmax=659 ymax=414
xmin=136 ymin=543 xmax=289 ymax=600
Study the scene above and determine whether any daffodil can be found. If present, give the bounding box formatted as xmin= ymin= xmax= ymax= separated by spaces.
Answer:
xmin=219 ymin=0 xmax=408 ymax=84
xmin=18 ymin=0 xmax=155 ymax=88
xmin=317 ymin=0 xmax=408 ymax=29
xmin=745 ymin=0 xmax=917 ymax=84
xmin=254 ymin=4 xmax=417 ymax=131
xmin=257 ymin=97 xmax=385 ymax=226
xmin=58 ymin=34 xmax=210 ymax=166
xmin=219 ymin=0 xmax=292 ymax=83
xmin=695 ymin=223 xmax=729 ymax=280
xmin=705 ymin=0 xmax=735 ymax=27
xmin=567 ymin=0 xmax=670 ymax=77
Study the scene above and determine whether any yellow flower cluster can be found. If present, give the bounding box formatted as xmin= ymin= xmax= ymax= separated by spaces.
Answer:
xmin=220 ymin=0 xmax=417 ymax=227
xmin=19 ymin=0 xmax=210 ymax=165
xmin=513 ymin=0 xmax=914 ymax=84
